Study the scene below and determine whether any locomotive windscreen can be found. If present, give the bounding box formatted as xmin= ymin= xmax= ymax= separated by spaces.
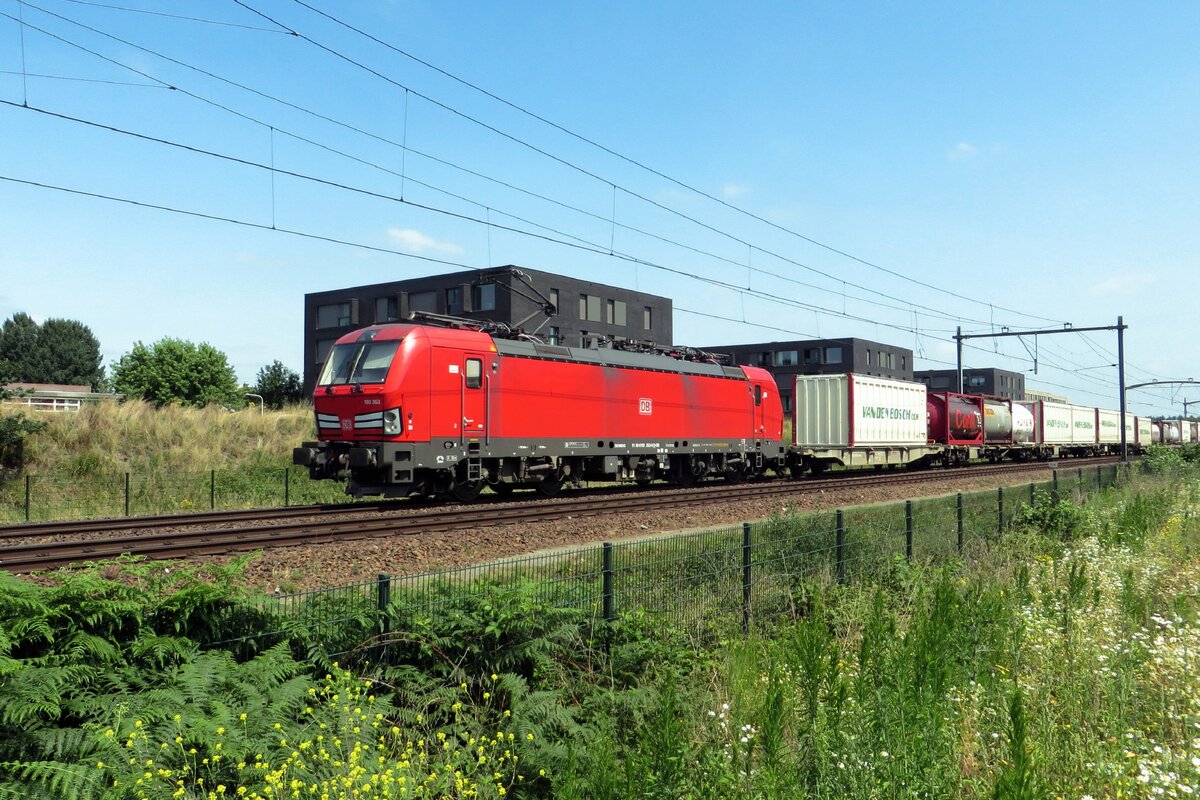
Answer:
xmin=318 ymin=340 xmax=402 ymax=386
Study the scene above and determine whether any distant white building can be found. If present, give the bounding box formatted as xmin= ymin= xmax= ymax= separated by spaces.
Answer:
xmin=1024 ymin=388 xmax=1069 ymax=404
xmin=3 ymin=383 xmax=115 ymax=412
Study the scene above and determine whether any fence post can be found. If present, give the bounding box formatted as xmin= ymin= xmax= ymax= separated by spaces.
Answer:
xmin=905 ymin=500 xmax=913 ymax=562
xmin=210 ymin=469 xmax=216 ymax=510
xmin=997 ymin=487 xmax=1004 ymax=537
xmin=1029 ymin=482 xmax=1035 ymax=506
xmin=24 ymin=474 xmax=31 ymax=522
xmin=1096 ymin=465 xmax=1102 ymax=492
xmin=284 ymin=468 xmax=290 ymax=507
xmin=956 ymin=492 xmax=964 ymax=554
xmin=1052 ymin=469 xmax=1059 ymax=504
xmin=124 ymin=472 xmax=130 ymax=517
xmin=836 ymin=510 xmax=846 ymax=585
xmin=376 ymin=573 xmax=392 ymax=662
xmin=742 ymin=522 xmax=752 ymax=635
xmin=602 ymin=543 xmax=615 ymax=623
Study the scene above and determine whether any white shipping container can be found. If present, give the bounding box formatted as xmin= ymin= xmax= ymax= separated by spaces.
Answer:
xmin=1040 ymin=401 xmax=1074 ymax=445
xmin=1071 ymin=405 xmax=1098 ymax=444
xmin=1137 ymin=417 xmax=1152 ymax=445
xmin=1096 ymin=409 xmax=1121 ymax=444
xmin=792 ymin=374 xmax=926 ymax=448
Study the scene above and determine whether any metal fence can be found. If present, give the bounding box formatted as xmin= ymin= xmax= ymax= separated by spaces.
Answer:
xmin=1 ymin=466 xmax=349 ymax=523
xmin=210 ymin=462 xmax=1127 ymax=660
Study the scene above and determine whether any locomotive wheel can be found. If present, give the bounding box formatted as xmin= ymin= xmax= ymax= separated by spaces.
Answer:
xmin=724 ymin=464 xmax=746 ymax=485
xmin=449 ymin=479 xmax=484 ymax=502
xmin=535 ymin=476 xmax=564 ymax=497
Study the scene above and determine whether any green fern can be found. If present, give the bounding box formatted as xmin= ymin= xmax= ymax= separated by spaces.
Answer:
xmin=0 ymin=760 xmax=102 ymax=800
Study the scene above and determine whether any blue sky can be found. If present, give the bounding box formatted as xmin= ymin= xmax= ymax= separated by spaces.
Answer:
xmin=1 ymin=1 xmax=1196 ymax=416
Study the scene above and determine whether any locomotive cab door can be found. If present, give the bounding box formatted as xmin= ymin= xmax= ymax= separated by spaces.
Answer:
xmin=460 ymin=355 xmax=488 ymax=443
xmin=752 ymin=381 xmax=766 ymax=435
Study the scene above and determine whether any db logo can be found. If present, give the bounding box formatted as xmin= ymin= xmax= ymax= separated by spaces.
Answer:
xmin=341 ymin=419 xmax=353 ymax=430
xmin=639 ymin=398 xmax=652 ymax=415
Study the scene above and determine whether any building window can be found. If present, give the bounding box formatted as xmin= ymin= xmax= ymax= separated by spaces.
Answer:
xmin=547 ymin=326 xmax=560 ymax=346
xmin=580 ymin=330 xmax=590 ymax=348
xmin=316 ymin=302 xmax=351 ymax=329
xmin=887 ymin=352 xmax=895 ymax=369
xmin=775 ymin=350 xmax=798 ymax=367
xmin=446 ymin=287 xmax=463 ymax=315
xmin=579 ymin=294 xmax=601 ymax=322
xmin=375 ymin=297 xmax=398 ymax=323
xmin=408 ymin=290 xmax=436 ymax=313
xmin=471 ymin=283 xmax=496 ymax=312
xmin=804 ymin=348 xmax=820 ymax=365
xmin=315 ymin=338 xmax=336 ymax=364
xmin=824 ymin=346 xmax=843 ymax=365
xmin=968 ymin=375 xmax=986 ymax=388
xmin=865 ymin=349 xmax=872 ymax=366
xmin=643 ymin=306 xmax=652 ymax=330
xmin=756 ymin=352 xmax=772 ymax=367
xmin=607 ymin=299 xmax=627 ymax=326
xmin=782 ymin=395 xmax=793 ymax=414
xmin=549 ymin=288 xmax=559 ymax=315
xmin=901 ymin=355 xmax=907 ymax=371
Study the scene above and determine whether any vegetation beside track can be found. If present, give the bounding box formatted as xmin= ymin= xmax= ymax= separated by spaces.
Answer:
xmin=0 ymin=402 xmax=349 ymax=521
xmin=2 ymin=453 xmax=1200 ymax=798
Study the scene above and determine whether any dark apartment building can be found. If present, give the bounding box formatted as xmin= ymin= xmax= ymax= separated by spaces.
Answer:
xmin=702 ymin=338 xmax=914 ymax=414
xmin=302 ymin=265 xmax=674 ymax=393
xmin=914 ymin=368 xmax=1026 ymax=400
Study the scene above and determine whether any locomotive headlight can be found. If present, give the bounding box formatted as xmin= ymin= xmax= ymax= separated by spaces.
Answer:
xmin=383 ymin=407 xmax=402 ymax=435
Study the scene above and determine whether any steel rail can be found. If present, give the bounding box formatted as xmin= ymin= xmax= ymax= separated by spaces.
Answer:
xmin=0 ymin=458 xmax=1119 ymax=574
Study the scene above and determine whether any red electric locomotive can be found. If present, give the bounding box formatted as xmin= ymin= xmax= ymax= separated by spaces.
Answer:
xmin=294 ymin=318 xmax=786 ymax=498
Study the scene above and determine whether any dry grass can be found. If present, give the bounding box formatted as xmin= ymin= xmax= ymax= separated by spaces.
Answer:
xmin=10 ymin=400 xmax=314 ymax=475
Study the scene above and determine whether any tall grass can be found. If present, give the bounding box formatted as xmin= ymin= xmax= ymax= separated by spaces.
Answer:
xmin=550 ymin=469 xmax=1200 ymax=798
xmin=14 ymin=400 xmax=314 ymax=474
xmin=0 ymin=401 xmax=349 ymax=521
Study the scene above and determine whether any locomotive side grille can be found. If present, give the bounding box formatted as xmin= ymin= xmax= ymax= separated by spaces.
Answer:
xmin=354 ymin=411 xmax=384 ymax=430
xmin=316 ymin=412 xmax=340 ymax=431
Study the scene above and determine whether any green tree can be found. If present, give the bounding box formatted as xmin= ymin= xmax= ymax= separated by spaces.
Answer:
xmin=253 ymin=360 xmax=305 ymax=409
xmin=111 ymin=338 xmax=241 ymax=408
xmin=0 ymin=313 xmax=39 ymax=383
xmin=0 ymin=312 xmax=104 ymax=389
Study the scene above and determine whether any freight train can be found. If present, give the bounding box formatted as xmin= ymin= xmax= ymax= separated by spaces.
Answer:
xmin=294 ymin=318 xmax=1153 ymax=499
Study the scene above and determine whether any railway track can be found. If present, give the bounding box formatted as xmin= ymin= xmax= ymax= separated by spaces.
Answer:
xmin=0 ymin=457 xmax=1123 ymax=573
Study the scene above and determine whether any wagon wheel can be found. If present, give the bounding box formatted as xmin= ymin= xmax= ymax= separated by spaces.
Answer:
xmin=534 ymin=475 xmax=564 ymax=497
